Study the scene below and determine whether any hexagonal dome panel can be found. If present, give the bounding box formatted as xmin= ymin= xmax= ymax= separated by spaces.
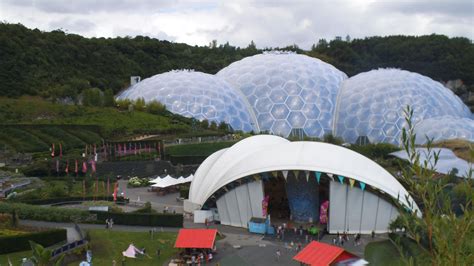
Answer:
xmin=414 ymin=116 xmax=474 ymax=144
xmin=117 ymin=70 xmax=256 ymax=132
xmin=217 ymin=51 xmax=347 ymax=138
xmin=334 ymin=69 xmax=472 ymax=145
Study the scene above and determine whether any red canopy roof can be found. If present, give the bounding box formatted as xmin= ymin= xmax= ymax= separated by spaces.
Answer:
xmin=175 ymin=229 xmax=217 ymax=249
xmin=293 ymin=241 xmax=357 ymax=266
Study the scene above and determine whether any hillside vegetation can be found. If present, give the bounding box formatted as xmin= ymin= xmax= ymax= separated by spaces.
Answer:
xmin=1 ymin=23 xmax=472 ymax=108
xmin=0 ymin=97 xmax=221 ymax=152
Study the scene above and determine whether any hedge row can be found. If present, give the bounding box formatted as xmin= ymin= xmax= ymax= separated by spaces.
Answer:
xmin=0 ymin=228 xmax=67 ymax=254
xmin=14 ymin=196 xmax=128 ymax=205
xmin=0 ymin=202 xmax=95 ymax=223
xmin=168 ymin=155 xmax=206 ymax=165
xmin=92 ymin=211 xmax=183 ymax=227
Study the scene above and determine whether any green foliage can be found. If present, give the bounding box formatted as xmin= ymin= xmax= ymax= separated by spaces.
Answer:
xmin=322 ymin=134 xmax=344 ymax=145
xmin=82 ymin=88 xmax=103 ymax=107
xmin=165 ymin=141 xmax=237 ymax=157
xmin=134 ymin=98 xmax=146 ymax=112
xmin=0 ymin=202 xmax=94 ymax=223
xmin=392 ymin=106 xmax=474 ymax=265
xmin=132 ymin=201 xmax=156 ymax=214
xmin=92 ymin=211 xmax=183 ymax=227
xmin=146 ymin=100 xmax=167 ymax=115
xmin=29 ymin=241 xmax=65 ymax=266
xmin=0 ymin=229 xmax=66 ymax=254
xmin=350 ymin=143 xmax=400 ymax=159
xmin=127 ymin=176 xmax=150 ymax=187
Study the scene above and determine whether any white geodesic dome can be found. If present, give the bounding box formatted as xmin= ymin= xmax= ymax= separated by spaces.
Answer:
xmin=414 ymin=116 xmax=474 ymax=144
xmin=117 ymin=70 xmax=256 ymax=132
xmin=333 ymin=69 xmax=472 ymax=145
xmin=217 ymin=52 xmax=347 ymax=138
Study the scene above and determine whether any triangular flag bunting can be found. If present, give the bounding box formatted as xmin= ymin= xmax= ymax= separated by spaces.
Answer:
xmin=359 ymin=182 xmax=366 ymax=191
xmin=349 ymin=178 xmax=355 ymax=188
xmin=337 ymin=175 xmax=344 ymax=184
xmin=293 ymin=170 xmax=299 ymax=179
xmin=327 ymin=173 xmax=333 ymax=177
xmin=282 ymin=170 xmax=288 ymax=181
xmin=305 ymin=171 xmax=309 ymax=182
xmin=315 ymin=171 xmax=321 ymax=183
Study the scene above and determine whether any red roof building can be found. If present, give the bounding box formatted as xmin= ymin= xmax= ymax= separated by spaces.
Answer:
xmin=293 ymin=241 xmax=358 ymax=266
xmin=174 ymin=229 xmax=218 ymax=249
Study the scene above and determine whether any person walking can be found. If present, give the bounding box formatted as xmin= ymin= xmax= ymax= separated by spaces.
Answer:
xmin=275 ymin=249 xmax=281 ymax=261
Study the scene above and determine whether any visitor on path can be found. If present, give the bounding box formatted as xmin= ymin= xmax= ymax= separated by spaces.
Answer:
xmin=191 ymin=255 xmax=196 ymax=266
xmin=110 ymin=218 xmax=114 ymax=229
xmin=164 ymin=206 xmax=169 ymax=213
xmin=208 ymin=253 xmax=213 ymax=261
xmin=199 ymin=253 xmax=204 ymax=264
xmin=105 ymin=218 xmax=109 ymax=229
xmin=275 ymin=249 xmax=281 ymax=261
xmin=371 ymin=230 xmax=375 ymax=239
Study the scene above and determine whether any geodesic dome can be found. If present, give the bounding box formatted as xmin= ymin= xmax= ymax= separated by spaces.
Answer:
xmin=334 ymin=69 xmax=472 ymax=145
xmin=414 ymin=116 xmax=474 ymax=144
xmin=217 ymin=52 xmax=347 ymax=138
xmin=117 ymin=70 xmax=255 ymax=132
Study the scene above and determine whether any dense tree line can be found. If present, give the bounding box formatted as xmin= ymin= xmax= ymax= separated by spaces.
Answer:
xmin=0 ymin=23 xmax=472 ymax=100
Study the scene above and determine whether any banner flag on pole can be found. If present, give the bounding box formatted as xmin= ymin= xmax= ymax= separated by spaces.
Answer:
xmin=59 ymin=143 xmax=62 ymax=159
xmin=113 ymin=182 xmax=118 ymax=201
xmin=82 ymin=161 xmax=87 ymax=173
xmin=349 ymin=178 xmax=355 ymax=188
xmin=65 ymin=160 xmax=69 ymax=175
xmin=305 ymin=171 xmax=309 ymax=182
xmin=315 ymin=171 xmax=321 ymax=183
xmin=91 ymin=160 xmax=96 ymax=173
xmin=359 ymin=182 xmax=366 ymax=191
xmin=75 ymin=160 xmax=78 ymax=174
xmin=56 ymin=159 xmax=59 ymax=173
xmin=282 ymin=170 xmax=288 ymax=181
xmin=337 ymin=175 xmax=344 ymax=184
xmin=51 ymin=143 xmax=55 ymax=158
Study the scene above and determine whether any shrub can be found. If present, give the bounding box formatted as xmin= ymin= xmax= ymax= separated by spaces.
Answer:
xmin=0 ymin=202 xmax=95 ymax=223
xmin=132 ymin=201 xmax=156 ymax=214
xmin=92 ymin=211 xmax=183 ymax=227
xmin=127 ymin=176 xmax=150 ymax=187
xmin=0 ymin=228 xmax=67 ymax=254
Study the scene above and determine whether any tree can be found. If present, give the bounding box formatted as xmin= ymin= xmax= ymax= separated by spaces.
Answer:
xmin=134 ymin=98 xmax=146 ymax=112
xmin=392 ymin=106 xmax=473 ymax=265
xmin=146 ymin=100 xmax=166 ymax=115
xmin=200 ymin=119 xmax=209 ymax=129
xmin=103 ymin=89 xmax=115 ymax=107
xmin=29 ymin=241 xmax=64 ymax=266
xmin=218 ymin=121 xmax=228 ymax=132
xmin=209 ymin=121 xmax=217 ymax=130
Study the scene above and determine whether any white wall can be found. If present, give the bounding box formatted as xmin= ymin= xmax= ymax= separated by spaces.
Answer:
xmin=329 ymin=181 xmax=399 ymax=234
xmin=216 ymin=180 xmax=264 ymax=228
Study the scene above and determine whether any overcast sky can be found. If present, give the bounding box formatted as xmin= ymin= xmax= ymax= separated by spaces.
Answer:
xmin=1 ymin=0 xmax=472 ymax=49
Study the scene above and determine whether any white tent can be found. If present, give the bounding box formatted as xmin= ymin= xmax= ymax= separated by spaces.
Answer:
xmin=188 ymin=135 xmax=420 ymax=214
xmin=151 ymin=175 xmax=179 ymax=188
xmin=122 ymin=244 xmax=143 ymax=258
xmin=149 ymin=174 xmax=173 ymax=184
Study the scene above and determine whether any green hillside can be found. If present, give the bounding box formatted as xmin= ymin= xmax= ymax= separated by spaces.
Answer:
xmin=0 ymin=97 xmax=221 ymax=152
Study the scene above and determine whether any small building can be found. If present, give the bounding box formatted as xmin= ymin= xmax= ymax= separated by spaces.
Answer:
xmin=293 ymin=241 xmax=366 ymax=266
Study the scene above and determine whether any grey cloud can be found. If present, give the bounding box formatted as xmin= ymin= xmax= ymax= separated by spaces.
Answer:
xmin=371 ymin=0 xmax=474 ymax=18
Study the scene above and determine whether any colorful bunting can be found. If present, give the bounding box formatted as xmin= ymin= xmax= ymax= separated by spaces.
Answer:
xmin=293 ymin=170 xmax=299 ymax=179
xmin=359 ymin=182 xmax=366 ymax=191
xmin=282 ymin=170 xmax=288 ymax=181
xmin=349 ymin=178 xmax=355 ymax=188
xmin=315 ymin=171 xmax=321 ymax=183
xmin=337 ymin=175 xmax=344 ymax=184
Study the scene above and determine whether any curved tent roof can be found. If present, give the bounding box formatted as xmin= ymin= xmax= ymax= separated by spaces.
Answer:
xmin=188 ymin=135 xmax=420 ymax=214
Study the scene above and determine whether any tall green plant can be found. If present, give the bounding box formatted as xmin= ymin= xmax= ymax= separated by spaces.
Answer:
xmin=393 ymin=106 xmax=473 ymax=265
xmin=29 ymin=241 xmax=64 ymax=266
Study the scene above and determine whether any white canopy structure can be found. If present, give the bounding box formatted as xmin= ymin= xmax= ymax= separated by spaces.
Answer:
xmin=150 ymin=174 xmax=194 ymax=188
xmin=188 ymin=135 xmax=419 ymax=213
xmin=390 ymin=148 xmax=472 ymax=178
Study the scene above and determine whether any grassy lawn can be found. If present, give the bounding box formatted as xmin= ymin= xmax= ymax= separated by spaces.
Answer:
xmin=0 ymin=250 xmax=32 ymax=265
xmin=364 ymin=240 xmax=404 ymax=266
xmin=81 ymin=229 xmax=177 ymax=266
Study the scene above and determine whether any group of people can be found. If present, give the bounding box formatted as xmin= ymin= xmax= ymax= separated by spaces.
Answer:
xmin=105 ymin=218 xmax=114 ymax=229
xmin=190 ymin=251 xmax=213 ymax=265
xmin=332 ymin=231 xmax=362 ymax=246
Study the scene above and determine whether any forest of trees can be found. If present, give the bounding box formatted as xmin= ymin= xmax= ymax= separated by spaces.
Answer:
xmin=0 ymin=23 xmax=473 ymax=101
